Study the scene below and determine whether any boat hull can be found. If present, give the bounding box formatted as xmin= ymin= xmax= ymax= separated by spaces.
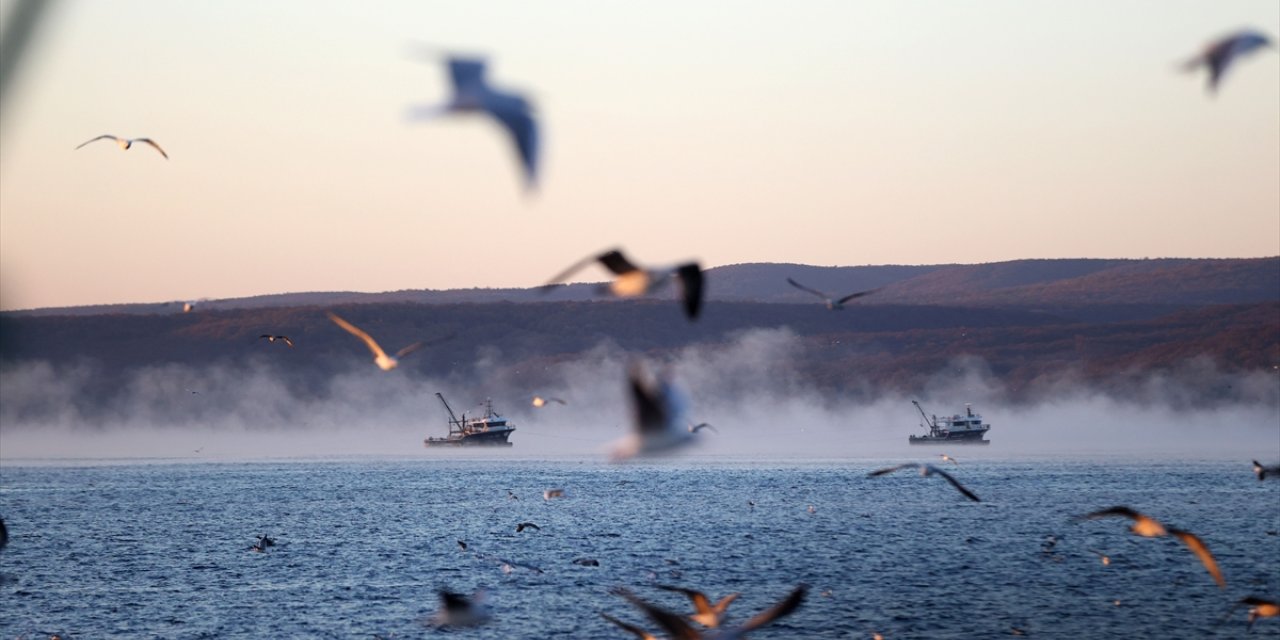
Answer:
xmin=424 ymin=428 xmax=515 ymax=447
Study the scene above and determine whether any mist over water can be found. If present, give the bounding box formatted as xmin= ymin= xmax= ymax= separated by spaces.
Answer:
xmin=2 ymin=329 xmax=1277 ymax=461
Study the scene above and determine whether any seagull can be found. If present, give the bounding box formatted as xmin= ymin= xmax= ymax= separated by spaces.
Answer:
xmin=326 ymin=311 xmax=423 ymax=371
xmin=1074 ymin=506 xmax=1225 ymax=589
xmin=939 ymin=454 xmax=959 ymax=465
xmin=610 ymin=362 xmax=699 ymax=461
xmin=867 ymin=463 xmax=981 ymax=502
xmin=542 ymin=249 xmax=704 ymax=320
xmin=601 ymin=612 xmax=660 ymax=640
xmin=408 ymin=52 xmax=538 ymax=189
xmin=1253 ymin=460 xmax=1280 ymax=481
xmin=785 ymin=277 xmax=878 ymax=310
xmin=531 ymin=396 xmax=567 ymax=408
xmin=612 ymin=584 xmax=807 ymax=640
xmin=182 ymin=302 xmax=195 ymax=313
xmin=507 ymin=490 xmax=519 ymax=501
xmin=515 ymin=522 xmax=540 ymax=533
xmin=0 ymin=518 xmax=7 ymax=551
xmin=75 ymin=135 xmax=169 ymax=159
xmin=258 ymin=334 xmax=294 ymax=347
xmin=256 ymin=534 xmax=276 ymax=548
xmin=543 ymin=488 xmax=565 ymax=500
xmin=573 ymin=557 xmax=601 ymax=567
xmin=429 ymin=590 xmax=491 ymax=628
xmin=457 ymin=539 xmax=468 ymax=551
xmin=688 ymin=422 xmax=717 ymax=434
xmin=1226 ymin=596 xmax=1279 ymax=630
xmin=1182 ymin=29 xmax=1274 ymax=94
xmin=1088 ymin=549 xmax=1111 ymax=566
xmin=656 ymin=584 xmax=740 ymax=628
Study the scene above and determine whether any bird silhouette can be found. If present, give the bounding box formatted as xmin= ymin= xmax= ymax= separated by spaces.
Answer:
xmin=1075 ymin=506 xmax=1224 ymax=589
xmin=75 ymin=135 xmax=168 ymax=159
xmin=1252 ymin=460 xmax=1280 ymax=481
xmin=542 ymin=248 xmax=704 ymax=320
xmin=610 ymin=362 xmax=701 ymax=461
xmin=409 ymin=52 xmax=538 ymax=189
xmin=1182 ymin=29 xmax=1274 ymax=94
xmin=656 ymin=584 xmax=740 ymax=628
xmin=867 ymin=463 xmax=981 ymax=502
xmin=785 ymin=277 xmax=878 ymax=310
xmin=327 ymin=311 xmax=423 ymax=371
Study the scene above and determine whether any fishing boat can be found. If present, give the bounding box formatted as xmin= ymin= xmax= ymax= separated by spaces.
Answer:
xmin=908 ymin=400 xmax=990 ymax=445
xmin=424 ymin=392 xmax=516 ymax=447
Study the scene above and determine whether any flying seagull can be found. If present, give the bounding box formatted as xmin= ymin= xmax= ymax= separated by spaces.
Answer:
xmin=258 ymin=335 xmax=294 ymax=347
xmin=1182 ymin=29 xmax=1274 ymax=94
xmin=1226 ymin=596 xmax=1279 ymax=631
xmin=610 ymin=362 xmax=700 ymax=461
xmin=612 ymin=584 xmax=807 ymax=640
xmin=601 ymin=612 xmax=660 ymax=640
xmin=409 ymin=51 xmax=539 ymax=189
xmin=655 ymin=584 xmax=740 ymax=628
xmin=515 ymin=522 xmax=540 ymax=533
xmin=542 ymin=248 xmax=704 ymax=320
xmin=1074 ymin=506 xmax=1225 ymax=589
xmin=867 ymin=463 xmax=981 ymax=502
xmin=531 ymin=395 xmax=566 ymax=408
xmin=785 ymin=277 xmax=878 ymax=310
xmin=326 ymin=311 xmax=423 ymax=371
xmin=688 ymin=422 xmax=717 ymax=434
xmin=1252 ymin=460 xmax=1280 ymax=481
xmin=75 ymin=135 xmax=168 ymax=159
xmin=939 ymin=453 xmax=959 ymax=465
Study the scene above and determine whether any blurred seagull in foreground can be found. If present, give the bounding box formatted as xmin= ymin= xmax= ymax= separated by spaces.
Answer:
xmin=1182 ymin=29 xmax=1274 ymax=94
xmin=531 ymin=395 xmax=566 ymax=408
xmin=610 ymin=362 xmax=698 ymax=461
xmin=327 ymin=311 xmax=423 ymax=371
xmin=542 ymin=248 xmax=705 ymax=320
xmin=656 ymin=584 xmax=740 ymax=628
xmin=612 ymin=584 xmax=807 ymax=640
xmin=75 ymin=134 xmax=169 ymax=159
xmin=1226 ymin=596 xmax=1279 ymax=630
xmin=1252 ymin=460 xmax=1280 ymax=481
xmin=428 ymin=589 xmax=491 ymax=628
xmin=1074 ymin=506 xmax=1225 ymax=589
xmin=785 ymin=277 xmax=878 ymax=310
xmin=258 ymin=334 xmax=294 ymax=348
xmin=868 ymin=463 xmax=981 ymax=502
xmin=408 ymin=50 xmax=538 ymax=189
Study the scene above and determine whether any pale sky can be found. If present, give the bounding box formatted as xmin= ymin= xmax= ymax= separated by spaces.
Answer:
xmin=1 ymin=0 xmax=1277 ymax=311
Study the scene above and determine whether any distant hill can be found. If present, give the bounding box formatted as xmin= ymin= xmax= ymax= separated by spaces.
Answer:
xmin=7 ymin=257 xmax=1276 ymax=317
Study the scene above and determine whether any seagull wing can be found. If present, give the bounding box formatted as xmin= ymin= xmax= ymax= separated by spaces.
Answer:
xmin=135 ymin=138 xmax=169 ymax=159
xmin=835 ymin=287 xmax=880 ymax=305
xmin=786 ymin=277 xmax=830 ymax=301
xmin=597 ymin=249 xmax=640 ymax=275
xmin=926 ymin=465 xmax=981 ymax=502
xmin=656 ymin=585 xmax=714 ymax=616
xmin=327 ymin=312 xmax=389 ymax=361
xmin=867 ymin=463 xmax=920 ymax=477
xmin=74 ymin=134 xmax=119 ymax=150
xmin=613 ymin=588 xmax=701 ymax=640
xmin=689 ymin=422 xmax=717 ymax=434
xmin=541 ymin=249 xmax=624 ymax=290
xmin=280 ymin=336 xmax=294 ymax=348
xmin=676 ymin=263 xmax=704 ymax=320
xmin=728 ymin=584 xmax=808 ymax=636
xmin=486 ymin=91 xmax=538 ymax=188
xmin=394 ymin=341 xmax=425 ymax=359
xmin=601 ymin=612 xmax=659 ymax=640
xmin=1170 ymin=528 xmax=1226 ymax=589
xmin=1076 ymin=506 xmax=1144 ymax=522
xmin=629 ymin=364 xmax=668 ymax=435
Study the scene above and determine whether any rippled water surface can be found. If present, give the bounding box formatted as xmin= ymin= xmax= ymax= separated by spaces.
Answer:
xmin=1 ymin=457 xmax=1278 ymax=639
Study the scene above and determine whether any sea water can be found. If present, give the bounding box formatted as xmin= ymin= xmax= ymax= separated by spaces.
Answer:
xmin=0 ymin=457 xmax=1277 ymax=639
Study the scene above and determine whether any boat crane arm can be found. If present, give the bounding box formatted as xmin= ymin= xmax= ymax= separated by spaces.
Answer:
xmin=436 ymin=392 xmax=462 ymax=425
xmin=912 ymin=400 xmax=933 ymax=428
